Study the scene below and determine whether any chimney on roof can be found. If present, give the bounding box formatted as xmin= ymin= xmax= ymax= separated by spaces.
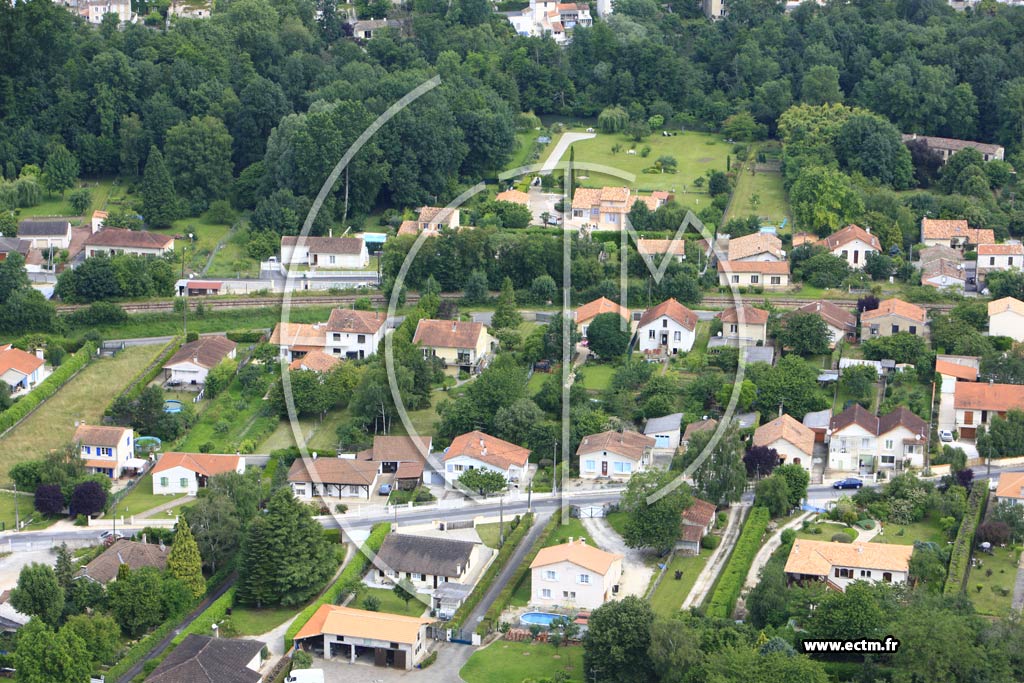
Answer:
xmin=568 ymin=537 xmax=573 ymax=544
xmin=329 ymin=228 xmax=333 ymax=238
xmin=193 ymin=356 xmax=198 ymax=364
xmin=35 ymin=347 xmax=44 ymax=360
xmin=142 ymin=534 xmax=147 ymax=544
xmin=452 ymin=321 xmax=457 ymax=331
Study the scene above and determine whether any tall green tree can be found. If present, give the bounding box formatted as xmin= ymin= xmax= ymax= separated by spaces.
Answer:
xmin=619 ymin=470 xmax=692 ymax=553
xmin=167 ymin=520 xmax=206 ymax=600
xmin=14 ymin=618 xmax=91 ymax=683
xmin=778 ymin=311 xmax=831 ymax=356
xmin=164 ymin=116 xmax=234 ymax=210
xmin=690 ymin=425 xmax=747 ymax=505
xmin=107 ymin=566 xmax=164 ymax=637
xmin=40 ymin=144 xmax=78 ymax=197
xmin=491 ymin=277 xmax=522 ymax=330
xmin=586 ymin=312 xmax=632 ymax=360
xmin=141 ymin=146 xmax=177 ymax=228
xmin=183 ymin=490 xmax=242 ymax=573
xmin=61 ymin=613 xmax=120 ymax=667
xmin=10 ymin=563 xmax=64 ymax=627
xmin=584 ymin=597 xmax=655 ymax=683
xmin=54 ymin=543 xmax=75 ymax=596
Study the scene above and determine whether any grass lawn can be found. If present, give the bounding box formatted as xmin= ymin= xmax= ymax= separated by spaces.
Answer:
xmin=172 ymin=216 xmax=234 ymax=276
xmin=205 ymin=226 xmax=260 ymax=279
xmin=117 ymin=472 xmax=188 ymax=517
xmin=476 ymin=522 xmax=506 ymax=549
xmin=527 ymin=368 xmax=551 ymax=396
xmin=173 ymin=367 xmax=274 ymax=454
xmin=875 ymin=515 xmax=947 ymax=546
xmin=795 ymin=522 xmax=858 ymax=542
xmin=461 ymin=641 xmax=584 ymax=683
xmin=567 ymin=130 xmax=732 ymax=192
xmin=0 ymin=491 xmax=55 ymax=531
xmin=504 ymin=130 xmax=547 ymax=173
xmin=967 ymin=546 xmax=1019 ymax=617
xmin=605 ymin=511 xmax=629 ymax=539
xmin=577 ymin=363 xmax=615 ymax=392
xmin=0 ymin=345 xmax=161 ymax=482
xmin=17 ymin=178 xmax=118 ymax=220
xmin=649 ymin=550 xmax=710 ymax=618
xmin=358 ymin=587 xmax=429 ymax=617
xmin=228 ymin=605 xmax=298 ymax=636
xmin=724 ymin=161 xmax=790 ymax=226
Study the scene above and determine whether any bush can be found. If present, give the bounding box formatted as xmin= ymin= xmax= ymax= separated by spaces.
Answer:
xmin=706 ymin=507 xmax=770 ymax=619
xmin=458 ymin=513 xmax=537 ymax=635
xmin=64 ymin=301 xmax=128 ymax=327
xmin=225 ymin=331 xmax=265 ymax=343
xmin=831 ymin=533 xmax=853 ymax=543
xmin=420 ymin=651 xmax=438 ymax=668
xmin=0 ymin=342 xmax=95 ymax=435
xmin=944 ymin=481 xmax=989 ymax=596
xmin=700 ymin=534 xmax=721 ymax=550
xmin=780 ymin=528 xmax=796 ymax=545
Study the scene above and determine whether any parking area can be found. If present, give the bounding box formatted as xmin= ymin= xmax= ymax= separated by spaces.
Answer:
xmin=307 ymin=643 xmax=474 ymax=682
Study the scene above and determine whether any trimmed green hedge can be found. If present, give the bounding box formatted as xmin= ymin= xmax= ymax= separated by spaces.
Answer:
xmin=448 ymin=513 xmax=535 ymax=633
xmin=103 ymin=618 xmax=178 ymax=682
xmin=226 ymin=331 xmax=266 ymax=343
xmin=706 ymin=506 xmax=770 ymax=619
xmin=125 ymin=336 xmax=182 ymax=401
xmin=172 ymin=586 xmax=236 ymax=646
xmin=469 ymin=513 xmax=543 ymax=635
xmin=0 ymin=341 xmax=96 ymax=436
xmin=283 ymin=523 xmax=389 ymax=651
xmin=943 ymin=481 xmax=989 ymax=596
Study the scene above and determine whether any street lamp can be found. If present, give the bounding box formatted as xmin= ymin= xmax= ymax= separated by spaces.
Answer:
xmin=552 ymin=440 xmax=558 ymax=495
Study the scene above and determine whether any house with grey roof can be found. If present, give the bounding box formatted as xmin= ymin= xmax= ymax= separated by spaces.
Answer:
xmin=644 ymin=413 xmax=682 ymax=451
xmin=17 ymin=219 xmax=72 ymax=249
xmin=145 ymin=634 xmax=265 ymax=683
xmin=372 ymin=532 xmax=492 ymax=592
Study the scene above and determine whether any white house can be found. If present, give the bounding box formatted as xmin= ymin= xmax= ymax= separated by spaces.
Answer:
xmin=74 ymin=424 xmax=141 ymax=479
xmin=726 ymin=232 xmax=784 ymax=262
xmin=827 ymin=405 xmax=928 ymax=473
xmin=678 ymin=498 xmax=717 ymax=555
xmin=508 ymin=0 xmax=593 ymax=44
xmin=293 ymin=605 xmax=433 ymax=670
xmin=280 ymin=235 xmax=369 ymax=269
xmin=574 ymin=296 xmax=631 ymax=339
xmin=529 ymin=539 xmax=622 ymax=610
xmin=994 ymin=472 xmax=1024 ymax=505
xmin=288 ymin=456 xmax=380 ymax=499
xmin=85 ymin=0 xmax=133 ymax=23
xmin=162 ymin=335 xmax=237 ymax=386
xmin=784 ymin=539 xmax=913 ymax=591
xmin=17 ymin=220 xmax=72 ymax=250
xmin=636 ymin=238 xmax=686 ymax=264
xmin=643 ymin=413 xmax=683 ymax=451
xmin=636 ymin=298 xmax=697 ymax=356
xmin=0 ymin=344 xmax=47 ymax=396
xmin=794 ymin=301 xmax=856 ymax=348
xmin=444 ymin=431 xmax=531 ymax=486
xmin=717 ymin=305 xmax=768 ymax=345
xmin=817 ymin=224 xmax=881 ymax=269
xmin=989 ymin=297 xmax=1024 ymax=342
xmin=753 ymin=414 xmax=815 ymax=473
xmin=953 ymin=381 xmax=1024 ymax=440
xmin=716 ymin=260 xmax=790 ymax=290
xmin=576 ymin=430 xmax=654 ymax=480
xmin=977 ymin=243 xmax=1023 ymax=283
xmin=151 ymin=452 xmax=245 ymax=495
xmin=324 ymin=309 xmax=386 ymax=360
xmin=373 ymin=533 xmax=490 ymax=591
xmin=83 ymin=228 xmax=175 ymax=258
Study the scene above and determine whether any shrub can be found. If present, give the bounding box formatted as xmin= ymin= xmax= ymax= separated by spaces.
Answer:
xmin=420 ymin=651 xmax=438 ymax=668
xmin=706 ymin=507 xmax=770 ymax=619
xmin=780 ymin=528 xmax=796 ymax=545
xmin=831 ymin=533 xmax=853 ymax=543
xmin=701 ymin=534 xmax=721 ymax=550
xmin=944 ymin=481 xmax=989 ymax=596
xmin=0 ymin=342 xmax=95 ymax=435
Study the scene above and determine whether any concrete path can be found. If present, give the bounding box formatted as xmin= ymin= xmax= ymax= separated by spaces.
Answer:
xmin=135 ymin=495 xmax=193 ymax=520
xmin=682 ymin=503 xmax=748 ymax=609
xmin=1012 ymin=551 xmax=1024 ymax=613
xmin=539 ymin=132 xmax=595 ymax=174
xmin=581 ymin=517 xmax=653 ymax=598
xmin=742 ymin=512 xmax=813 ymax=591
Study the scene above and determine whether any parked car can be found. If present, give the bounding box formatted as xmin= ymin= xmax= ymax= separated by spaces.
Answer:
xmin=378 ymin=483 xmax=392 ymax=496
xmin=99 ymin=531 xmax=124 ymax=545
xmin=833 ymin=478 xmax=863 ymax=490
xmin=939 ymin=430 xmax=954 ymax=442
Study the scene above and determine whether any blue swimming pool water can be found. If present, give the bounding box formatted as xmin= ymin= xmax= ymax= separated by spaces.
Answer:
xmin=520 ymin=612 xmax=562 ymax=627
xmin=164 ymin=399 xmax=183 ymax=414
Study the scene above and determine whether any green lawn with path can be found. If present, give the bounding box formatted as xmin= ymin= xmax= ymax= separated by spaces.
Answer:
xmin=724 ymin=162 xmax=790 ymax=226
xmin=116 ymin=472 xmax=189 ymax=518
xmin=875 ymin=515 xmax=947 ymax=546
xmin=966 ymin=546 xmax=1018 ymax=617
xmin=566 ymin=129 xmax=732 ymax=193
xmin=228 ymin=605 xmax=299 ymax=636
xmin=358 ymin=586 xmax=429 ymax=617
xmin=17 ymin=178 xmax=119 ymax=219
xmin=461 ymin=641 xmax=584 ymax=683
xmin=0 ymin=345 xmax=161 ymax=482
xmin=649 ymin=550 xmax=711 ymax=618
xmin=0 ymin=491 xmax=54 ymax=531
xmin=795 ymin=522 xmax=858 ymax=542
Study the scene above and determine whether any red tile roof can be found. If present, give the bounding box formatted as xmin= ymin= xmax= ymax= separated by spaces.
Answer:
xmin=84 ymin=228 xmax=174 ymax=250
xmin=935 ymin=359 xmax=977 ymax=381
xmin=818 ymin=224 xmax=881 ymax=252
xmin=0 ymin=345 xmax=43 ymax=377
xmin=152 ymin=452 xmax=242 ymax=476
xmin=575 ymin=297 xmax=630 ymax=325
xmin=445 ymin=430 xmax=530 ymax=470
xmin=575 ymin=430 xmax=655 ymax=461
xmin=638 ymin=298 xmax=697 ymax=331
xmin=716 ymin=260 xmax=790 ymax=274
xmin=413 ymin=319 xmax=487 ymax=349
xmin=860 ymin=298 xmax=926 ymax=324
xmin=681 ymin=498 xmax=716 ymax=528
xmin=717 ymin=305 xmax=769 ymax=325
xmin=954 ymin=382 xmax=1024 ymax=413
xmin=326 ymin=308 xmax=385 ymax=334
xmin=794 ymin=301 xmax=856 ymax=333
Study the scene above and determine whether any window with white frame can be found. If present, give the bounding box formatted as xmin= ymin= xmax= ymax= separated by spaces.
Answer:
xmin=861 ymin=438 xmax=871 ymax=449
xmin=542 ymin=588 xmax=552 ymax=598
xmin=673 ymin=331 xmax=681 ymax=341
xmin=585 ymin=460 xmax=596 ymax=472
xmin=648 ymin=330 xmax=655 ymax=339
xmin=770 ymin=276 xmax=781 ymax=285
xmin=179 ymin=478 xmax=188 ymax=488
xmin=578 ymin=574 xmax=590 ymax=584
xmin=884 ymin=439 xmax=893 ymax=450
xmin=545 ymin=570 xmax=558 ymax=581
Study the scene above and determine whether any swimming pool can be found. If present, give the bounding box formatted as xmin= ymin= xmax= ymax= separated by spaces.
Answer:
xmin=164 ymin=399 xmax=183 ymax=414
xmin=520 ymin=612 xmax=562 ymax=627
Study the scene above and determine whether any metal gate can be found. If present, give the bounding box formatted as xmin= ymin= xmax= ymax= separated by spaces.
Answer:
xmin=577 ymin=505 xmax=604 ymax=519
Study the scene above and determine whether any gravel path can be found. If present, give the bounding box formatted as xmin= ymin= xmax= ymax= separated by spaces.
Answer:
xmin=682 ymin=504 xmax=748 ymax=609
xmin=581 ymin=516 xmax=653 ymax=598
xmin=1012 ymin=551 xmax=1024 ymax=613
xmin=742 ymin=512 xmax=813 ymax=591
xmin=539 ymin=132 xmax=596 ymax=174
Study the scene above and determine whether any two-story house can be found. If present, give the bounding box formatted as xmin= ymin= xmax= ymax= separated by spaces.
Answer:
xmin=636 ymin=238 xmax=686 ymax=264
xmin=716 ymin=305 xmax=769 ymax=345
xmin=280 ymin=235 xmax=369 ymax=269
xmin=818 ymin=224 xmax=881 ymax=269
xmin=989 ymin=297 xmax=1024 ymax=342
xmin=785 ymin=539 xmax=913 ymax=591
xmin=636 ymin=298 xmax=697 ymax=356
xmin=325 ymin=309 xmax=386 ymax=360
xmin=677 ymin=498 xmax=716 ymax=555
xmin=374 ymin=533 xmax=490 ymax=591
xmin=716 ymin=260 xmax=790 ymax=290
xmin=977 ymin=243 xmax=1023 ymax=284
xmin=921 ymin=258 xmax=966 ymax=290
xmin=444 ymin=431 xmax=531 ymax=486
xmin=412 ymin=319 xmax=495 ymax=376
xmin=794 ymin=301 xmax=856 ymax=347
xmin=726 ymin=232 xmax=784 ymax=262
xmin=753 ymin=415 xmax=816 ymax=473
xmin=0 ymin=344 xmax=48 ymax=396
xmin=83 ymin=228 xmax=174 ymax=258
xmin=920 ymin=218 xmax=994 ymax=249
xmin=860 ymin=298 xmax=928 ymax=340
xmin=954 ymin=381 xmax=1024 ymax=440
xmin=576 ymin=430 xmax=654 ymax=480
xmin=994 ymin=472 xmax=1024 ymax=506
xmin=74 ymin=424 xmax=138 ymax=479
xmin=398 ymin=206 xmax=461 ymax=238
xmin=827 ymin=404 xmax=928 ymax=473
xmin=529 ymin=539 xmax=622 ymax=609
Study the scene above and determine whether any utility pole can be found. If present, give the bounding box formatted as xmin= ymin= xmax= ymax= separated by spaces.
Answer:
xmin=552 ymin=440 xmax=558 ymax=495
xmin=499 ymin=497 xmax=504 ymax=548
xmin=527 ymin=482 xmax=532 ymax=513
xmin=13 ymin=483 xmax=19 ymax=531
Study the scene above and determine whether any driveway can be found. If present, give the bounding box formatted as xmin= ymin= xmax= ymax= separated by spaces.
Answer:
xmin=580 ymin=517 xmax=653 ymax=598
xmin=527 ymin=187 xmax=563 ymax=226
xmin=539 ymin=132 xmax=595 ymax=174
xmin=682 ymin=504 xmax=748 ymax=609
xmin=0 ymin=549 xmax=54 ymax=591
xmin=937 ymin=383 xmax=956 ymax=433
xmin=313 ymin=642 xmax=474 ymax=682
xmin=742 ymin=512 xmax=813 ymax=591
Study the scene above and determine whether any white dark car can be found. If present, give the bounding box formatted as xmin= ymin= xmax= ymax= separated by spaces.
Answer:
xmin=939 ymin=430 xmax=954 ymax=442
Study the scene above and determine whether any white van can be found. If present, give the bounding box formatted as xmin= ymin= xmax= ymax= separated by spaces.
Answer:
xmin=286 ymin=670 xmax=325 ymax=683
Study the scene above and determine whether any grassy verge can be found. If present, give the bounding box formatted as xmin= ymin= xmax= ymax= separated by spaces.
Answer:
xmin=577 ymin=363 xmax=615 ymax=392
xmin=706 ymin=506 xmax=769 ymax=619
xmin=229 ymin=604 xmax=302 ymax=636
xmin=460 ymin=641 xmax=584 ymax=683
xmin=358 ymin=587 xmax=428 ymax=617
xmin=649 ymin=550 xmax=710 ymax=618
xmin=117 ymin=472 xmax=189 ymax=517
xmin=966 ymin=545 xmax=1019 ymax=617
xmin=723 ymin=155 xmax=789 ymax=225
xmin=875 ymin=515 xmax=947 ymax=546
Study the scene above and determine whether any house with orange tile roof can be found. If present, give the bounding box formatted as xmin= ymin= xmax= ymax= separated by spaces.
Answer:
xmin=292 ymin=604 xmax=433 ymax=668
xmin=270 ymin=322 xmax=327 ymax=362
xmin=0 ymin=344 xmax=48 ymax=396
xmin=860 ymin=298 xmax=927 ymax=340
xmin=716 ymin=260 xmax=790 ymax=290
xmin=412 ymin=319 xmax=495 ymax=375
xmin=636 ymin=238 xmax=686 ymax=263
xmin=325 ymin=308 xmax=386 ymax=359
xmin=784 ymin=539 xmax=913 ymax=591
xmin=574 ymin=296 xmax=631 ymax=339
xmin=794 ymin=301 xmax=856 ymax=348
xmin=288 ymin=349 xmax=341 ymax=373
xmin=162 ymin=335 xmax=237 ymax=386
xmin=935 ymin=357 xmax=978 ymax=382
xmin=74 ymin=424 xmax=142 ymax=479
xmin=682 ymin=418 xmax=717 ymax=449
xmin=954 ymin=382 xmax=1024 ymax=440
xmin=716 ymin=305 xmax=769 ymax=345
xmin=994 ymin=471 xmax=1024 ymax=505
xmin=636 ymin=298 xmax=697 ymax=356
xmin=677 ymin=497 xmax=716 ymax=554
xmin=920 ymin=218 xmax=995 ymax=248
xmin=726 ymin=232 xmax=784 ymax=262
xmin=977 ymin=242 xmax=1024 ymax=283
xmin=576 ymin=429 xmax=654 ymax=479
xmin=152 ymin=452 xmax=245 ymax=495
xmin=530 ymin=538 xmax=622 ymax=609
xmin=84 ymin=228 xmax=175 ymax=258
xmin=817 ymin=224 xmax=881 ymax=269
xmin=567 ymin=186 xmax=670 ymax=232
xmin=495 ymin=188 xmax=530 ymax=206
xmin=988 ymin=296 xmax=1024 ymax=342
xmin=508 ymin=0 xmax=592 ymax=44
xmin=444 ymin=430 xmax=531 ymax=485
xmin=753 ymin=414 xmax=816 ymax=473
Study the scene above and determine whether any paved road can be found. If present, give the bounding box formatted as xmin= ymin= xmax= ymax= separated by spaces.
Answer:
xmin=539 ymin=132 xmax=595 ymax=174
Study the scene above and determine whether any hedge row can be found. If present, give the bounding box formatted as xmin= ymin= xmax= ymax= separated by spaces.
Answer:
xmin=226 ymin=331 xmax=267 ymax=343
xmin=943 ymin=480 xmax=989 ymax=596
xmin=448 ymin=514 xmax=535 ymax=633
xmin=172 ymin=586 xmax=237 ymax=646
xmin=0 ymin=341 xmax=96 ymax=437
xmin=469 ymin=513 xmax=544 ymax=635
xmin=103 ymin=618 xmax=178 ymax=682
xmin=706 ymin=506 xmax=771 ymax=619
xmin=283 ymin=522 xmax=390 ymax=651
xmin=123 ymin=336 xmax=183 ymax=402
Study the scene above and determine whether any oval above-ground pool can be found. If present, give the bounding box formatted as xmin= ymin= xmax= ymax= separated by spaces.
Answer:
xmin=163 ymin=399 xmax=183 ymax=414
xmin=520 ymin=612 xmax=562 ymax=627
